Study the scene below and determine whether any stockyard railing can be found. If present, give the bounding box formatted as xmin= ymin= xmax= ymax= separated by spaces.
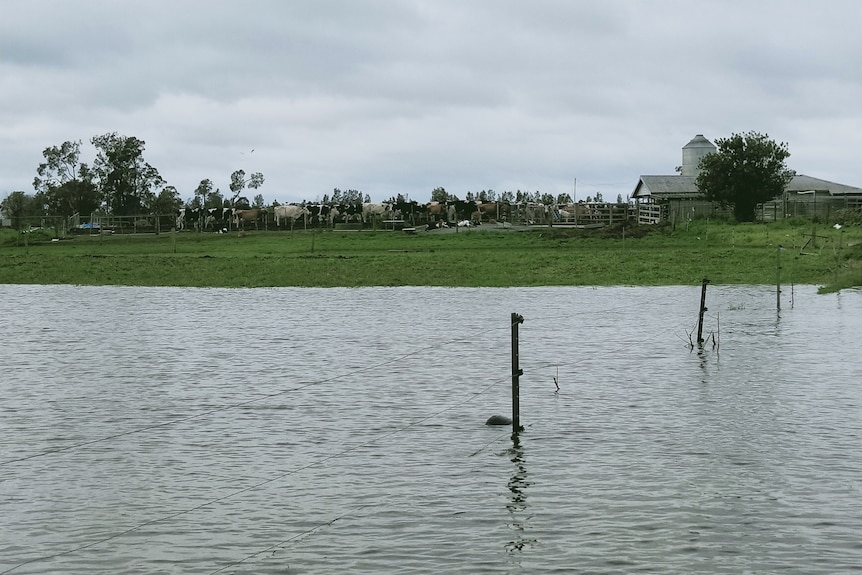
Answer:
xmin=0 ymin=292 xmax=730 ymax=574
xmin=554 ymin=202 xmax=635 ymax=226
xmin=637 ymin=203 xmax=665 ymax=225
xmin=3 ymin=214 xmax=179 ymax=237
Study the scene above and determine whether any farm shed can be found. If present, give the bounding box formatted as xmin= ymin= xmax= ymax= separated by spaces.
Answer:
xmin=631 ymin=134 xmax=724 ymax=225
xmin=632 ymin=134 xmax=862 ymax=224
xmin=759 ymin=174 xmax=862 ymax=221
xmin=631 ymin=174 xmax=726 ymax=225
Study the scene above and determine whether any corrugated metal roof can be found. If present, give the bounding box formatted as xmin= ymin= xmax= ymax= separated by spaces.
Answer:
xmin=786 ymin=174 xmax=862 ymax=196
xmin=632 ymin=173 xmax=862 ymax=200
xmin=632 ymin=175 xmax=699 ymax=199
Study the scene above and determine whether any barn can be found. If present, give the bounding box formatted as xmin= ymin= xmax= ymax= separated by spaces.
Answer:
xmin=631 ymin=134 xmax=862 ymax=225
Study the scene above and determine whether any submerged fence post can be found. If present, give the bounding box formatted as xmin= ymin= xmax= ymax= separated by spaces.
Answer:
xmin=696 ymin=278 xmax=710 ymax=344
xmin=776 ymin=245 xmax=783 ymax=311
xmin=511 ymin=312 xmax=525 ymax=435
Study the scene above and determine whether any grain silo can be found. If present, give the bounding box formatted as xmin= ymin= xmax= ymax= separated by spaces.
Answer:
xmin=680 ymin=134 xmax=716 ymax=177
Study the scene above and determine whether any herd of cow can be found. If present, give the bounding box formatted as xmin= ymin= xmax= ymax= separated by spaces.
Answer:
xmin=175 ymin=200 xmax=563 ymax=232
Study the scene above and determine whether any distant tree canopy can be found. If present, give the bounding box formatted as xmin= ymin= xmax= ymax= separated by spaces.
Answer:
xmin=33 ymin=140 xmax=101 ymax=218
xmin=430 ymin=187 xmax=453 ymax=203
xmin=2 ymin=190 xmax=40 ymax=230
xmin=18 ymin=134 xmax=658 ymax=222
xmin=696 ymin=131 xmax=795 ymax=222
xmin=92 ymin=133 xmax=165 ymax=216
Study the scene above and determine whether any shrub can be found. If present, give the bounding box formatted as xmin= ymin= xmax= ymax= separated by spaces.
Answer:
xmin=831 ymin=209 xmax=862 ymax=227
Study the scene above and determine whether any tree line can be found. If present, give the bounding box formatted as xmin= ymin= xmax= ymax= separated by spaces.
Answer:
xmin=2 ymin=130 xmax=797 ymax=229
xmin=1 ymin=133 xmax=265 ymax=230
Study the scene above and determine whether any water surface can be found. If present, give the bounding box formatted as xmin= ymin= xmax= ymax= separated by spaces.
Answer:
xmin=1 ymin=284 xmax=860 ymax=574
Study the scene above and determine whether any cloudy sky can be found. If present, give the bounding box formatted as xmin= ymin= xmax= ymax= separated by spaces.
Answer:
xmin=2 ymin=0 xmax=860 ymax=206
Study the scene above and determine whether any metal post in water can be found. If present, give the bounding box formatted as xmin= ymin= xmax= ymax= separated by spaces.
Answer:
xmin=696 ymin=278 xmax=710 ymax=344
xmin=776 ymin=245 xmax=782 ymax=311
xmin=511 ymin=313 xmax=525 ymax=435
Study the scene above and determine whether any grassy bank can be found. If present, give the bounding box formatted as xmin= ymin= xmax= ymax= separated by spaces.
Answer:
xmin=2 ymin=221 xmax=860 ymax=291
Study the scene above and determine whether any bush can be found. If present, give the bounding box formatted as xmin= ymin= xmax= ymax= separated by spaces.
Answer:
xmin=0 ymin=227 xmax=56 ymax=246
xmin=831 ymin=209 xmax=862 ymax=227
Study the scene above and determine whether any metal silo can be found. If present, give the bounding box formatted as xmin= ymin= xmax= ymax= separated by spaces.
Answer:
xmin=681 ymin=134 xmax=716 ymax=177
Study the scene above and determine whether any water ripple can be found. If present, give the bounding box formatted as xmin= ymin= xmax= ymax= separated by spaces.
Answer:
xmin=1 ymin=285 xmax=861 ymax=574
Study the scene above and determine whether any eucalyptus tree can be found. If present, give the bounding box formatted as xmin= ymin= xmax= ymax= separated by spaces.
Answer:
xmin=32 ymin=140 xmax=101 ymax=217
xmin=193 ymin=178 xmax=214 ymax=207
xmin=228 ymin=169 xmax=264 ymax=206
xmin=91 ymin=133 xmax=165 ymax=216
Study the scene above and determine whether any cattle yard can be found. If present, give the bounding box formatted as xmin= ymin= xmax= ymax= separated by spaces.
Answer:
xmin=33 ymin=200 xmax=638 ymax=236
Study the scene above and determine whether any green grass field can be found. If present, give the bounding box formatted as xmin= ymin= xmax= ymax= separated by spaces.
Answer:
xmin=2 ymin=220 xmax=860 ymax=292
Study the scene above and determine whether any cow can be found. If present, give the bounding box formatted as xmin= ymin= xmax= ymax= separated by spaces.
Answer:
xmin=524 ymin=203 xmax=551 ymax=225
xmin=176 ymin=207 xmax=205 ymax=231
xmin=233 ymin=208 xmax=263 ymax=230
xmin=326 ymin=205 xmax=341 ymax=226
xmin=426 ymin=201 xmax=446 ymax=223
xmin=204 ymin=207 xmax=232 ymax=232
xmin=305 ymin=204 xmax=323 ymax=227
xmin=335 ymin=202 xmax=363 ymax=223
xmin=474 ymin=202 xmax=504 ymax=224
xmin=392 ymin=200 xmax=424 ymax=226
xmin=273 ymin=204 xmax=309 ymax=229
xmin=448 ymin=200 xmax=478 ymax=223
xmin=361 ymin=202 xmax=392 ymax=224
xmin=425 ymin=201 xmax=460 ymax=223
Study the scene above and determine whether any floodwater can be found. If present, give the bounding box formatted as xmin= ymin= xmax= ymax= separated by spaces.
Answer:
xmin=0 ymin=284 xmax=860 ymax=574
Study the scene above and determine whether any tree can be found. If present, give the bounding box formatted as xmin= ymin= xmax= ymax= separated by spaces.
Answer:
xmin=2 ymin=191 xmax=40 ymax=230
xmin=695 ymin=131 xmax=795 ymax=222
xmin=92 ymin=133 xmax=165 ymax=216
xmin=430 ymin=187 xmax=453 ymax=202
xmin=152 ymin=185 xmax=182 ymax=215
xmin=194 ymin=178 xmax=213 ymax=207
xmin=33 ymin=140 xmax=102 ymax=217
xmin=229 ymin=169 xmax=264 ymax=205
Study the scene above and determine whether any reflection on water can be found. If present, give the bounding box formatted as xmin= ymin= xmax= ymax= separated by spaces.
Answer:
xmin=504 ymin=434 xmax=535 ymax=555
xmin=0 ymin=284 xmax=861 ymax=574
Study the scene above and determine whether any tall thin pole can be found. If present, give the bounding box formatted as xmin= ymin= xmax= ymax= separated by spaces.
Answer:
xmin=776 ymin=246 xmax=783 ymax=311
xmin=697 ymin=278 xmax=710 ymax=344
xmin=511 ymin=313 xmax=524 ymax=435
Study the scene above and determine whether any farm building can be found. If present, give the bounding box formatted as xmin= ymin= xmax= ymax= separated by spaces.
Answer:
xmin=631 ymin=134 xmax=862 ymax=224
xmin=759 ymin=174 xmax=862 ymax=221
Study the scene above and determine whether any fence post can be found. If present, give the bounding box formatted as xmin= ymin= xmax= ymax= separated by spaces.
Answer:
xmin=776 ymin=245 xmax=783 ymax=311
xmin=697 ymin=278 xmax=710 ymax=344
xmin=511 ymin=313 xmax=525 ymax=435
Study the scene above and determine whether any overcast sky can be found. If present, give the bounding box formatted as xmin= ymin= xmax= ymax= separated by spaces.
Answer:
xmin=2 ymin=0 xmax=860 ymax=206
